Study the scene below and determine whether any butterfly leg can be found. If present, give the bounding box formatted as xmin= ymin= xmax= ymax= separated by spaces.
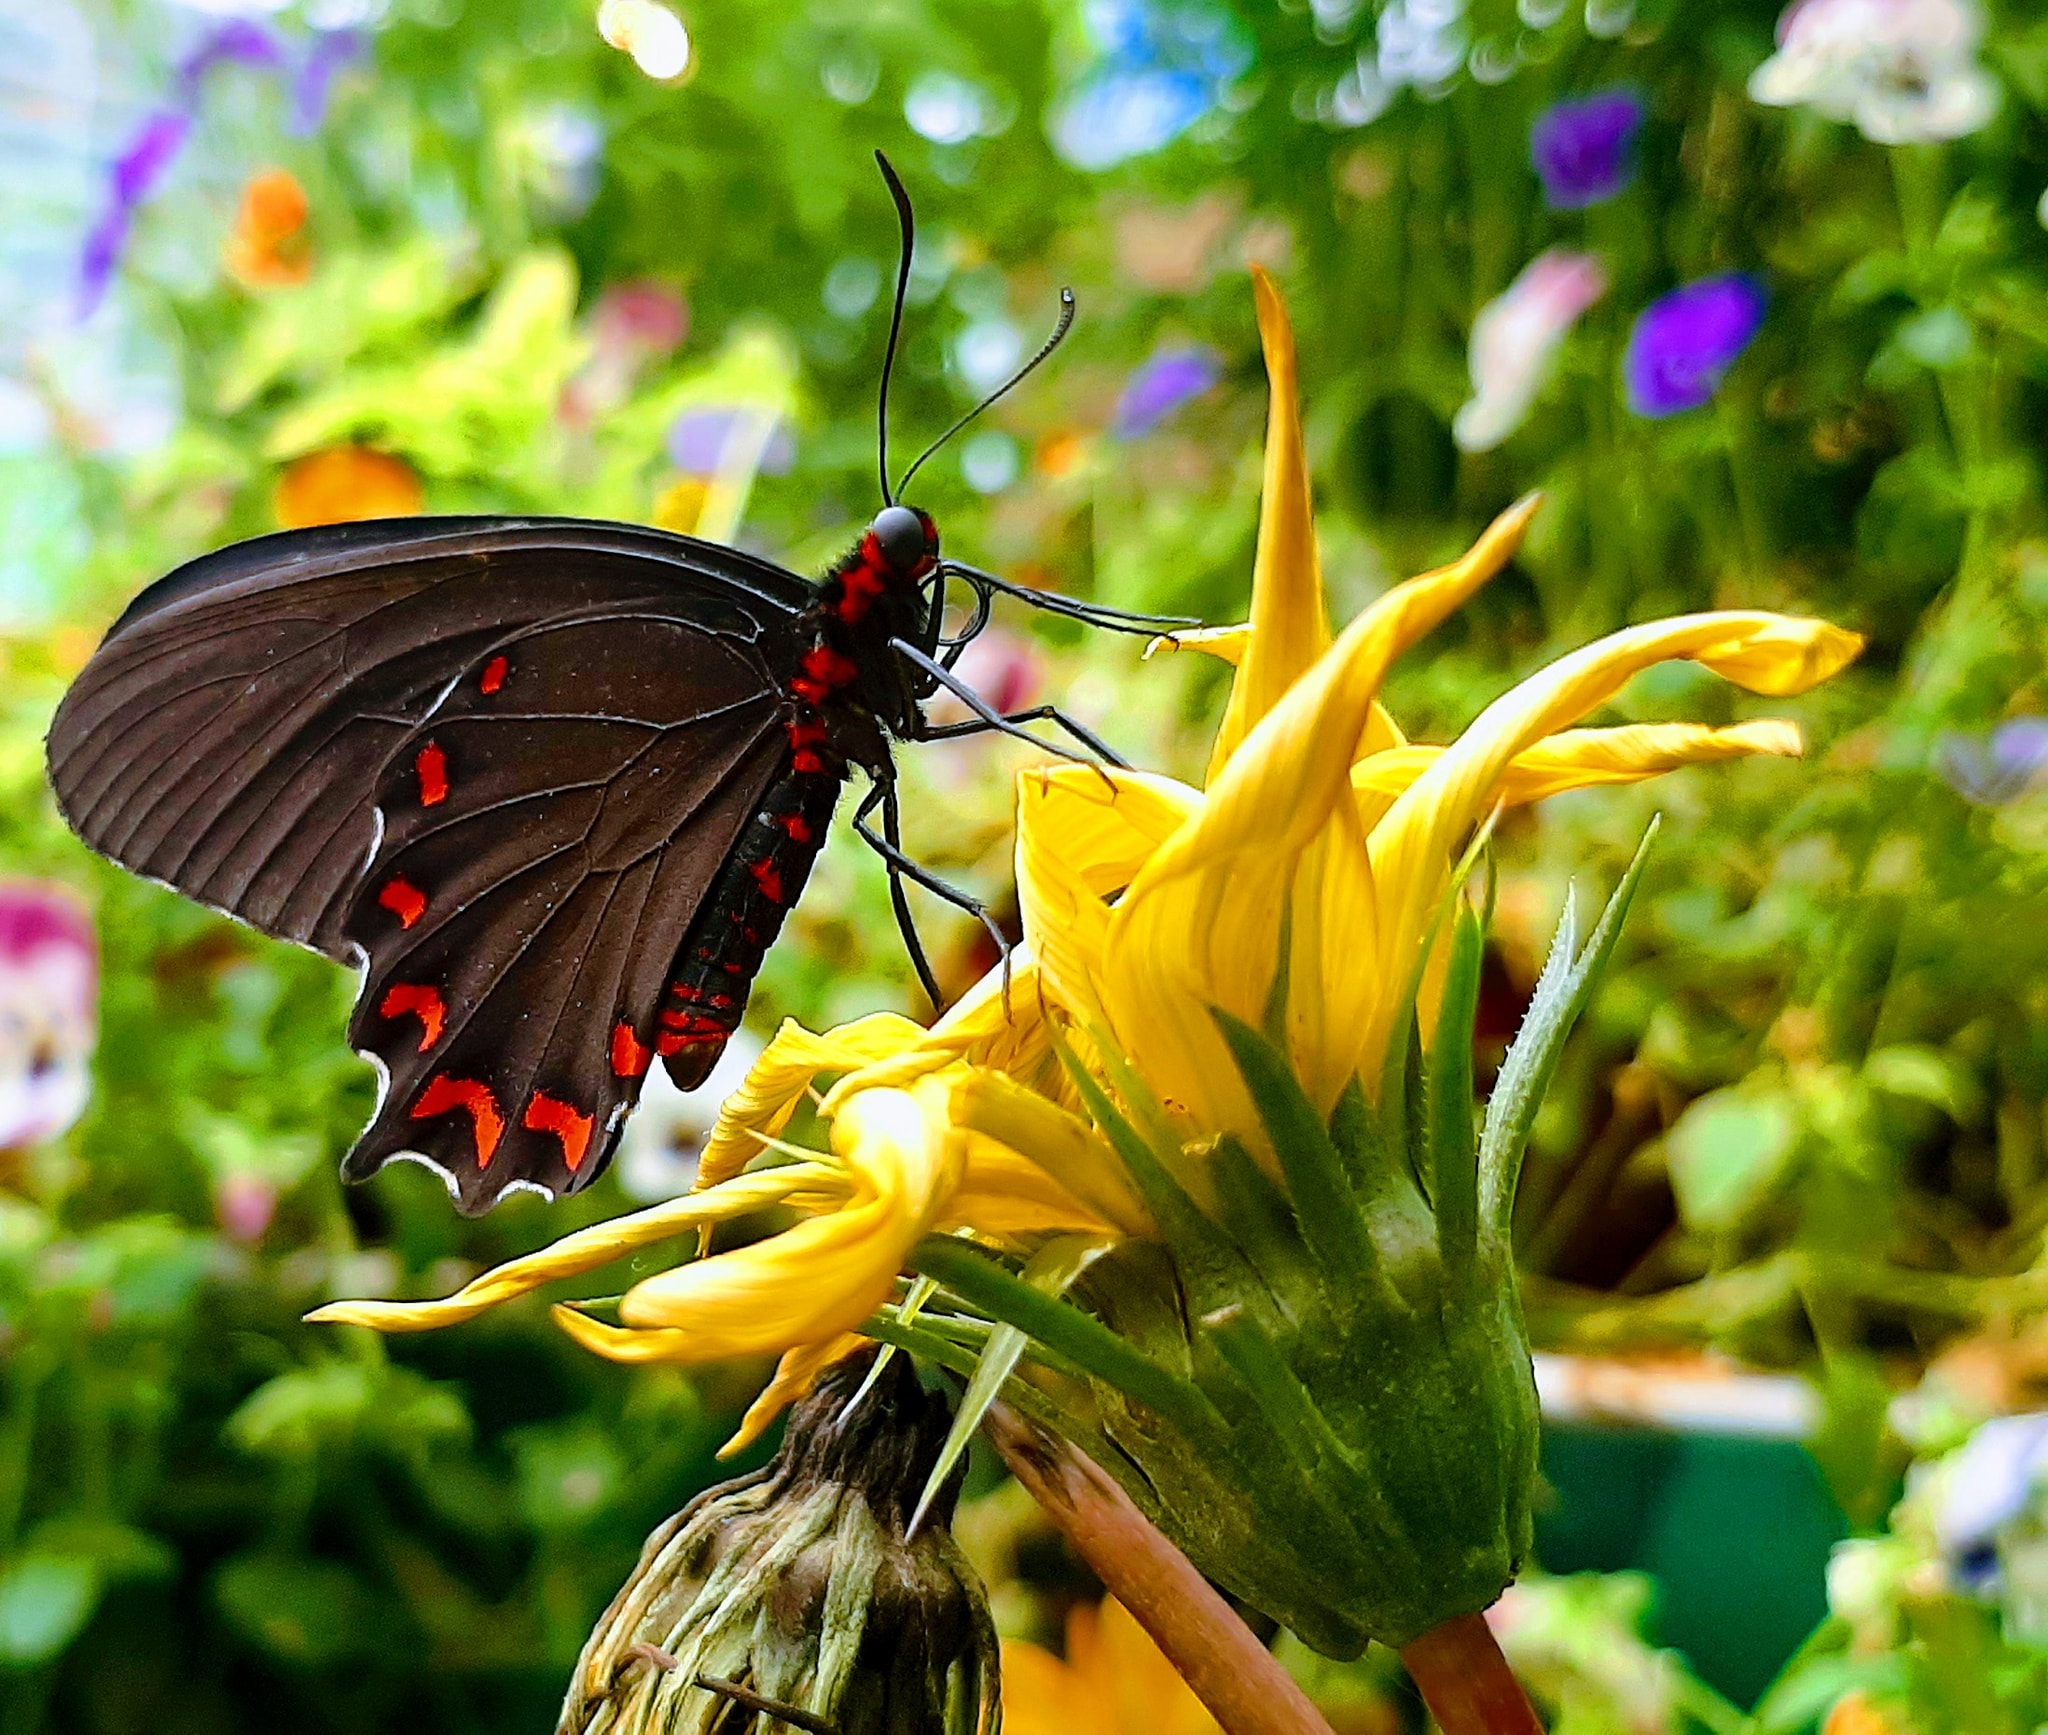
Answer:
xmin=851 ymin=778 xmax=1010 ymax=1012
xmin=917 ymin=703 xmax=1129 ymax=768
xmin=888 ymin=637 xmax=1098 ymax=767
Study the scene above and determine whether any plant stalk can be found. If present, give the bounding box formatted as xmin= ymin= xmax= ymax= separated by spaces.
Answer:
xmin=983 ymin=1402 xmax=1336 ymax=1735
xmin=1399 ymin=1612 xmax=1544 ymax=1735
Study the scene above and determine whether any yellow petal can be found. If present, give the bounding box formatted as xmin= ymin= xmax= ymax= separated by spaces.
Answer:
xmin=948 ymin=1067 xmax=1152 ymax=1236
xmin=1364 ymin=614 xmax=1862 ymax=1072
xmin=1100 ymin=495 xmax=1542 ymax=1137
xmin=304 ymin=1163 xmax=842 ymax=1334
xmin=1073 ymin=1599 xmax=1223 ymax=1735
xmin=943 ymin=1130 xmax=1119 ymax=1237
xmin=719 ymin=1332 xmax=868 ymax=1459
xmin=1207 ymin=267 xmax=1330 ymax=782
xmin=608 ymin=1087 xmax=960 ymax=1359
xmin=697 ymin=1011 xmax=927 ymax=1190
xmin=1000 ymin=1641 xmax=1100 ymax=1735
xmin=1351 ymin=719 xmax=1806 ymax=807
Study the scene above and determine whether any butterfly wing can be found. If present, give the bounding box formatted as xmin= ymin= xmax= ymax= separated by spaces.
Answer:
xmin=49 ymin=516 xmax=817 ymax=1211
xmin=340 ymin=607 xmax=794 ymax=1210
xmin=48 ymin=516 xmax=810 ymax=960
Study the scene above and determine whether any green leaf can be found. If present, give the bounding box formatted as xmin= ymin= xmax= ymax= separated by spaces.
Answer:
xmin=212 ymin=1554 xmax=383 ymax=1666
xmin=0 ymin=1555 xmax=99 ymax=1664
xmin=1479 ymin=818 xmax=1660 ymax=1239
xmin=1428 ymin=904 xmax=1484 ymax=1273
xmin=1666 ymin=1084 xmax=1801 ymax=1235
xmin=907 ymin=1235 xmax=1110 ymax=1537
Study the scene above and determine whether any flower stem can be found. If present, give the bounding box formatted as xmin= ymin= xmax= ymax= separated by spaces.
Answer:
xmin=984 ymin=1403 xmax=1336 ymax=1735
xmin=1399 ymin=1612 xmax=1544 ymax=1735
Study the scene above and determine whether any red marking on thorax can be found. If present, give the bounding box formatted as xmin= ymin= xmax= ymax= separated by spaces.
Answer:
xmin=792 ymin=642 xmax=862 ymax=706
xmin=748 ymin=858 xmax=785 ymax=904
xmin=380 ymin=983 xmax=447 ymax=1050
xmin=610 ymin=1022 xmax=651 ymax=1078
xmin=411 ymin=1075 xmax=504 ymax=1165
xmin=378 ymin=876 xmax=428 ymax=928
xmin=480 ymin=655 xmax=509 ymax=694
xmin=523 ymin=1091 xmax=593 ymax=1172
xmin=415 ymin=742 xmax=449 ymax=806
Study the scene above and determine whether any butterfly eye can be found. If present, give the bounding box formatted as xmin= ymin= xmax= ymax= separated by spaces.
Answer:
xmin=868 ymin=505 xmax=930 ymax=572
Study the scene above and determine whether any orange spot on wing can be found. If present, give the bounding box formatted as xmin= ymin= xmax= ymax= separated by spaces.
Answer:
xmin=480 ymin=654 xmax=508 ymax=694
xmin=415 ymin=742 xmax=449 ymax=806
xmin=380 ymin=983 xmax=446 ymax=1050
xmin=411 ymin=1074 xmax=504 ymax=1166
xmin=610 ymin=1021 xmax=651 ymax=1078
xmin=377 ymin=875 xmax=428 ymax=928
xmin=523 ymin=1091 xmax=593 ymax=1172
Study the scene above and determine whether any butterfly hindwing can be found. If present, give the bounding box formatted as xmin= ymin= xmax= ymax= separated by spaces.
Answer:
xmin=47 ymin=516 xmax=810 ymax=961
xmin=341 ymin=609 xmax=795 ymax=1211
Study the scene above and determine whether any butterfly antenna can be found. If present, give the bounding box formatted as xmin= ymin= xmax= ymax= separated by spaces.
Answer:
xmin=874 ymin=149 xmax=917 ymax=509
xmin=894 ymin=287 xmax=1076 ymax=499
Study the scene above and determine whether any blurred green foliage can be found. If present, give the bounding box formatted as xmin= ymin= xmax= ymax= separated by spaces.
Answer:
xmin=7 ymin=0 xmax=2048 ymax=1726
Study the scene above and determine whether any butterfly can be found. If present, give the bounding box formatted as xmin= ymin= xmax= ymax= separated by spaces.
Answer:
xmin=45 ymin=155 xmax=1191 ymax=1214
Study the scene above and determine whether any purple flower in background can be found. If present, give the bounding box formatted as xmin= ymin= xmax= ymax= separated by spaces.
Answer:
xmin=76 ymin=110 xmax=192 ymax=317
xmin=1938 ymin=717 xmax=2048 ymax=805
xmin=1623 ymin=274 xmax=1768 ymax=417
xmin=0 ymin=882 xmax=97 ymax=1150
xmin=290 ymin=29 xmax=367 ymax=135
xmin=1113 ymin=344 xmax=1222 ymax=438
xmin=666 ymin=408 xmax=795 ymax=477
xmin=1531 ymin=89 xmax=1645 ymax=209
xmin=175 ymin=19 xmax=284 ymax=103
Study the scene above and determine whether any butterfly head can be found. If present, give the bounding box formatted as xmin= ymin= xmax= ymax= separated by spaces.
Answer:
xmin=865 ymin=504 xmax=939 ymax=583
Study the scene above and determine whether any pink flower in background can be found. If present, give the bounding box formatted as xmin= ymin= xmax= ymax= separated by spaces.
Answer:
xmin=561 ymin=281 xmax=690 ymax=423
xmin=0 ymin=883 xmax=97 ymax=1150
xmin=1452 ymin=249 xmax=1609 ymax=453
xmin=216 ymin=1173 xmax=279 ymax=1245
xmin=1749 ymin=0 xmax=1998 ymax=144
xmin=923 ymin=625 xmax=1045 ymax=729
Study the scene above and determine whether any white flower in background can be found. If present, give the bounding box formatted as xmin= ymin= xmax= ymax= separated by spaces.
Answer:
xmin=1749 ymin=0 xmax=1998 ymax=145
xmin=614 ymin=1027 xmax=765 ymax=1202
xmin=1452 ymin=248 xmax=1608 ymax=453
xmin=0 ymin=882 xmax=96 ymax=1150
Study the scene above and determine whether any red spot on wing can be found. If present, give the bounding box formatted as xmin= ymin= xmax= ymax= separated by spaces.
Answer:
xmin=779 ymin=813 xmax=814 ymax=845
xmin=380 ymin=983 xmax=447 ymax=1050
xmin=748 ymin=858 xmax=785 ymax=904
xmin=523 ymin=1091 xmax=593 ymax=1173
xmin=377 ymin=876 xmax=428 ymax=928
xmin=411 ymin=1075 xmax=504 ymax=1166
xmin=610 ymin=1021 xmax=651 ymax=1078
xmin=415 ymin=742 xmax=449 ymax=806
xmin=480 ymin=655 xmax=509 ymax=694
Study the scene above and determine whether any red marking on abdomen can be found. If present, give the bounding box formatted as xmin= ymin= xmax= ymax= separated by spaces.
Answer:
xmin=378 ymin=876 xmax=428 ymax=928
xmin=380 ymin=983 xmax=446 ymax=1050
xmin=480 ymin=655 xmax=509 ymax=694
xmin=748 ymin=858 xmax=785 ymax=904
xmin=610 ymin=1022 xmax=650 ymax=1078
xmin=656 ymin=1030 xmax=723 ymax=1057
xmin=523 ymin=1091 xmax=593 ymax=1172
xmin=415 ymin=742 xmax=449 ymax=806
xmin=779 ymin=813 xmax=814 ymax=844
xmin=411 ymin=1075 xmax=504 ymax=1166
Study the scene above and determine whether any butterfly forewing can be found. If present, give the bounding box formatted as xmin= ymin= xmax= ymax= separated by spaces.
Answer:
xmin=343 ymin=612 xmax=791 ymax=1210
xmin=47 ymin=516 xmax=821 ymax=1213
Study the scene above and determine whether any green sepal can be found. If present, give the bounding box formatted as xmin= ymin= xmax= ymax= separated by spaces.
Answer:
xmin=906 ymin=1236 xmax=1110 ymax=1536
xmin=1212 ymin=1009 xmax=1377 ymax=1298
xmin=1428 ymin=902 xmax=1485 ymax=1275
xmin=1479 ymin=818 xmax=1660 ymax=1239
xmin=907 ymin=1235 xmax=1225 ymax=1441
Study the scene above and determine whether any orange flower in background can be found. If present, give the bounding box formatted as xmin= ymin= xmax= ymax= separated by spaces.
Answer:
xmin=1001 ymin=1598 xmax=1222 ymax=1735
xmin=1824 ymin=1692 xmax=1914 ymax=1735
xmin=224 ymin=168 xmax=312 ymax=289
xmin=273 ymin=446 xmax=424 ymax=529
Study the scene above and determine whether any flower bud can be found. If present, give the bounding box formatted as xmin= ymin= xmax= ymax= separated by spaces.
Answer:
xmin=560 ymin=1350 xmax=998 ymax=1735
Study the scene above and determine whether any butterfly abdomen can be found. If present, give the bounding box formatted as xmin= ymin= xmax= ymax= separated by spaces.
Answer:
xmin=646 ymin=764 xmax=843 ymax=1090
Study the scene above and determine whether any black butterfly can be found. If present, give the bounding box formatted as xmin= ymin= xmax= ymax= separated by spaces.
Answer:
xmin=45 ymin=155 xmax=1190 ymax=1214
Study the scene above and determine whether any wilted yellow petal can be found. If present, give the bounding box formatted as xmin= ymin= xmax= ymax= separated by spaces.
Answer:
xmin=305 ymin=1164 xmax=842 ymax=1334
xmin=1100 ymin=495 xmax=1542 ymax=1136
xmin=719 ymin=1332 xmax=868 ymax=1459
xmin=609 ymin=1088 xmax=960 ymax=1359
xmin=944 ymin=1130 xmax=1117 ymax=1237
xmin=949 ymin=1067 xmax=1152 ymax=1235
xmin=1364 ymin=614 xmax=1862 ymax=1072
xmin=1207 ymin=267 xmax=1331 ymax=783
xmin=697 ymin=1011 xmax=926 ymax=1190
xmin=1351 ymin=719 xmax=1806 ymax=808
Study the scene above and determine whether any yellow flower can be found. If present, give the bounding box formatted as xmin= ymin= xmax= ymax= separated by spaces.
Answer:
xmin=1000 ymin=1598 xmax=1222 ymax=1735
